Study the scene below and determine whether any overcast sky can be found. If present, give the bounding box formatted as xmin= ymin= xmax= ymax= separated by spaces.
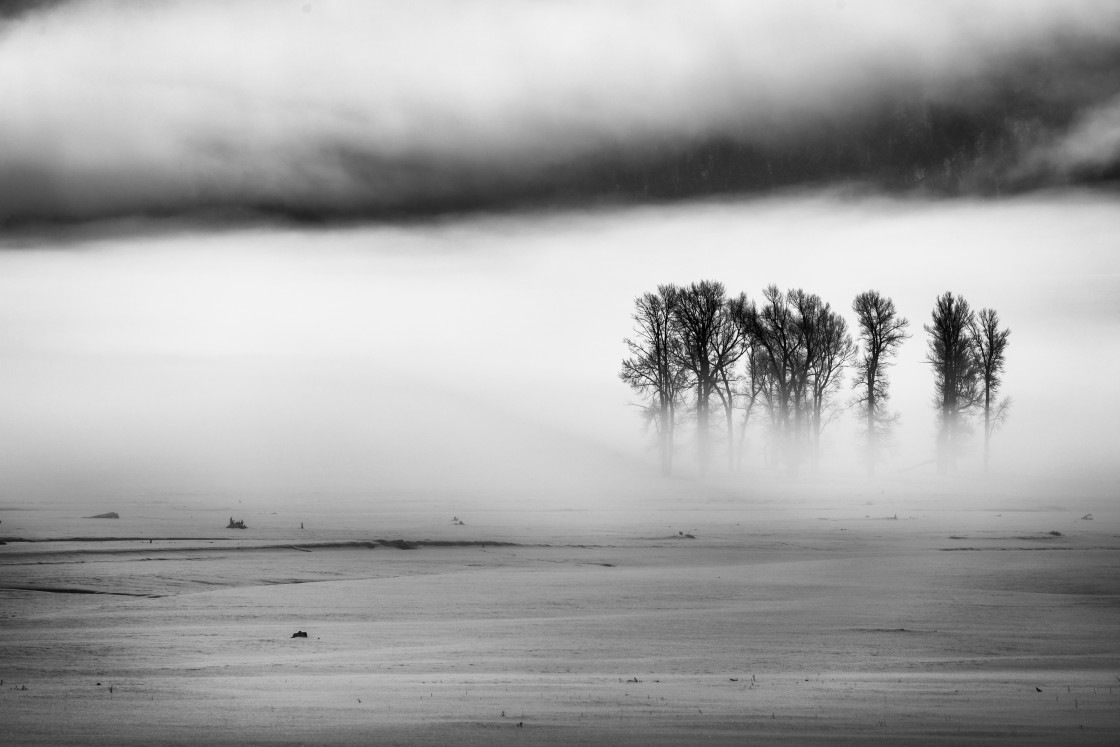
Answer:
xmin=2 ymin=1 xmax=1119 ymax=507
xmin=3 ymin=0 xmax=1120 ymax=224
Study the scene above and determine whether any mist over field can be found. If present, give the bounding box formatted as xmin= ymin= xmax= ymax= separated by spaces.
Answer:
xmin=2 ymin=192 xmax=1119 ymax=514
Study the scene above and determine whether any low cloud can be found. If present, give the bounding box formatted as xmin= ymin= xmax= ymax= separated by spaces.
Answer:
xmin=1023 ymin=94 xmax=1120 ymax=182
xmin=2 ymin=0 xmax=1119 ymax=226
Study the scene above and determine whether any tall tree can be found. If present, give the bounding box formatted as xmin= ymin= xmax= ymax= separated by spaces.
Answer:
xmin=925 ymin=291 xmax=980 ymax=474
xmin=620 ymin=286 xmax=688 ymax=476
xmin=969 ymin=308 xmax=1011 ymax=472
xmin=742 ymin=286 xmax=851 ymax=472
xmin=711 ymin=292 xmax=750 ymax=471
xmin=672 ymin=281 xmax=745 ymax=474
xmin=802 ymin=299 xmax=856 ymax=468
xmin=741 ymin=285 xmax=804 ymax=470
xmin=851 ymin=291 xmax=910 ymax=476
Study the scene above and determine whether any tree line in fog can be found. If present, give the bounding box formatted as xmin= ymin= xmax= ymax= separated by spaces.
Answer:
xmin=620 ymin=282 xmax=1010 ymax=477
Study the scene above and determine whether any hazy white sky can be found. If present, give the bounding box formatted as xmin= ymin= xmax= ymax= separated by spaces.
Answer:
xmin=2 ymin=2 xmax=1119 ymax=504
xmin=3 ymin=192 xmax=1119 ymax=502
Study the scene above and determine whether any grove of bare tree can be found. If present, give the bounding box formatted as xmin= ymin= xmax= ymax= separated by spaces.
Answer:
xmin=740 ymin=286 xmax=854 ymax=472
xmin=622 ymin=283 xmax=1009 ymax=478
xmin=925 ymin=291 xmax=982 ymax=474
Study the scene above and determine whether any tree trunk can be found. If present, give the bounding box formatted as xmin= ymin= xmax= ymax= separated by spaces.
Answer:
xmin=696 ymin=382 xmax=708 ymax=475
xmin=737 ymin=411 xmax=749 ymax=472
xmin=812 ymin=411 xmax=821 ymax=471
xmin=725 ymin=400 xmax=735 ymax=472
xmin=937 ymin=405 xmax=951 ymax=475
xmin=789 ymin=387 xmax=803 ymax=475
xmin=983 ymin=388 xmax=991 ymax=474
xmin=668 ymin=401 xmax=676 ymax=476
xmin=659 ymin=398 xmax=672 ymax=477
xmin=866 ymin=373 xmax=876 ymax=477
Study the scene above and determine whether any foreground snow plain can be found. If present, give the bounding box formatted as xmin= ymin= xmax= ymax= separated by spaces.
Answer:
xmin=2 ymin=476 xmax=1118 ymax=745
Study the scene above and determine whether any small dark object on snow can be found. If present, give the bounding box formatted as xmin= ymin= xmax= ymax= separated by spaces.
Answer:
xmin=1048 ymin=531 xmax=1062 ymax=536
xmin=86 ymin=512 xmax=119 ymax=519
xmin=1081 ymin=513 xmax=1094 ymax=521
xmin=1036 ymin=687 xmax=1042 ymax=692
xmin=227 ymin=517 xmax=247 ymax=529
xmin=291 ymin=631 xmax=308 ymax=638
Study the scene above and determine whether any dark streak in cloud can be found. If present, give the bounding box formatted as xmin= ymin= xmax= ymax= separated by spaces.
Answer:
xmin=2 ymin=0 xmax=1119 ymax=230
xmin=0 ymin=0 xmax=67 ymax=20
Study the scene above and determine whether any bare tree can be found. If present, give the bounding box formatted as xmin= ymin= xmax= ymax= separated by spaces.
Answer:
xmin=672 ymin=281 xmax=746 ymax=474
xmin=969 ymin=308 xmax=1011 ymax=472
xmin=741 ymin=287 xmax=853 ymax=471
xmin=620 ymin=286 xmax=688 ymax=476
xmin=711 ymin=293 xmax=750 ymax=471
xmin=925 ymin=291 xmax=981 ymax=474
xmin=851 ymin=291 xmax=910 ymax=476
xmin=741 ymin=285 xmax=804 ymax=471
xmin=787 ymin=289 xmax=819 ymax=446
xmin=802 ymin=299 xmax=855 ymax=468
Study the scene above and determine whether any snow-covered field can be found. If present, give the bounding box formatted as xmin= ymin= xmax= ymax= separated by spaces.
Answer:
xmin=2 ymin=477 xmax=1118 ymax=745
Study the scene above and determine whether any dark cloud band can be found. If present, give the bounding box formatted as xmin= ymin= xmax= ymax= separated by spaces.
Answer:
xmin=2 ymin=0 xmax=1119 ymax=228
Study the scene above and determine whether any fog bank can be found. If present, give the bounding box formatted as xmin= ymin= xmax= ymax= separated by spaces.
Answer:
xmin=2 ymin=192 xmax=1118 ymax=509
